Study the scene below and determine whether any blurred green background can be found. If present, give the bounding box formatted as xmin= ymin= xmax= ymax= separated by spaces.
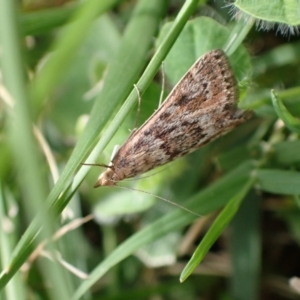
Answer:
xmin=1 ymin=0 xmax=300 ymax=299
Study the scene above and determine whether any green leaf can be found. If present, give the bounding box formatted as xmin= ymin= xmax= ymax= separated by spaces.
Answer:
xmin=50 ymin=15 xmax=121 ymax=135
xmin=158 ymin=17 xmax=252 ymax=86
xmin=93 ymin=189 xmax=157 ymax=218
xmin=252 ymin=41 xmax=300 ymax=76
xmin=29 ymin=0 xmax=120 ymax=113
xmin=256 ymin=169 xmax=300 ymax=195
xmin=234 ymin=0 xmax=300 ymax=27
xmin=273 ymin=140 xmax=300 ymax=165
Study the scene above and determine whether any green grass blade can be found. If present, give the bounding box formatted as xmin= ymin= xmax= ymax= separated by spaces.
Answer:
xmin=224 ymin=15 xmax=255 ymax=56
xmin=180 ymin=176 xmax=255 ymax=282
xmin=0 ymin=186 xmax=26 ymax=300
xmin=21 ymin=3 xmax=78 ymax=35
xmin=271 ymin=89 xmax=300 ymax=133
xmin=72 ymin=161 xmax=254 ymax=299
xmin=230 ymin=190 xmax=261 ymax=300
xmin=0 ymin=0 xmax=167 ymax=290
xmin=0 ymin=0 xmax=73 ymax=297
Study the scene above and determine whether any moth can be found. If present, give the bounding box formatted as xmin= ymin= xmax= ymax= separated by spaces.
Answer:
xmin=93 ymin=49 xmax=252 ymax=187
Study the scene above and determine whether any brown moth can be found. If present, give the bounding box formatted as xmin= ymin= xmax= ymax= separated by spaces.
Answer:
xmin=94 ymin=49 xmax=252 ymax=187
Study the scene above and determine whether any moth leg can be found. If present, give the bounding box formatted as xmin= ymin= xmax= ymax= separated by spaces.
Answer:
xmin=159 ymin=61 xmax=165 ymax=107
xmin=133 ymin=84 xmax=142 ymax=131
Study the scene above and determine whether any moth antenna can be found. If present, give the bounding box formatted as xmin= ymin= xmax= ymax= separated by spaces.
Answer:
xmin=81 ymin=163 xmax=111 ymax=169
xmin=122 ymin=167 xmax=168 ymax=182
xmin=159 ymin=61 xmax=165 ymax=106
xmin=133 ymin=84 xmax=142 ymax=130
xmin=115 ymin=184 xmax=202 ymax=218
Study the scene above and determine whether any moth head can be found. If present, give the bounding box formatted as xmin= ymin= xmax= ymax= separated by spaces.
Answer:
xmin=94 ymin=168 xmax=118 ymax=187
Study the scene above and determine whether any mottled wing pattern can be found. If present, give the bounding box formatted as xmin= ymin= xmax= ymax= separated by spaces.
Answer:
xmin=109 ymin=50 xmax=251 ymax=181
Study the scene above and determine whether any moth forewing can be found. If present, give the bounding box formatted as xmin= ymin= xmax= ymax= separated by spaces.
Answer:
xmin=95 ymin=49 xmax=252 ymax=188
